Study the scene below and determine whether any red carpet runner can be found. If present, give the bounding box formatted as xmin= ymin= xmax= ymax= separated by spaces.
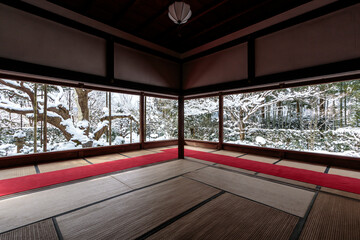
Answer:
xmin=0 ymin=151 xmax=177 ymax=197
xmin=163 ymin=148 xmax=360 ymax=194
xmin=1 ymin=148 xmax=359 ymax=196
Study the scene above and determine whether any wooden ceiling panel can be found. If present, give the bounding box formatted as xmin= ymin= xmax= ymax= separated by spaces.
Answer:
xmin=48 ymin=0 xmax=312 ymax=53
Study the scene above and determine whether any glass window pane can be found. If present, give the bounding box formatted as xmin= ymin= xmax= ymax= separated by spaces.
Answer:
xmin=146 ymin=97 xmax=178 ymax=141
xmin=224 ymin=80 xmax=360 ymax=157
xmin=0 ymin=78 xmax=142 ymax=157
xmin=185 ymin=97 xmax=219 ymax=141
xmin=111 ymin=93 xmax=140 ymax=144
xmin=0 ymin=80 xmax=39 ymax=156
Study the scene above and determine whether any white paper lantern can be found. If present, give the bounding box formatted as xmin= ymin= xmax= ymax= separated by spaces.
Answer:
xmin=168 ymin=1 xmax=192 ymax=24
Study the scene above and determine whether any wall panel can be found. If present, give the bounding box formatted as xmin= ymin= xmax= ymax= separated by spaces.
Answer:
xmin=256 ymin=4 xmax=360 ymax=77
xmin=114 ymin=44 xmax=180 ymax=89
xmin=0 ymin=4 xmax=106 ymax=76
xmin=183 ymin=43 xmax=248 ymax=90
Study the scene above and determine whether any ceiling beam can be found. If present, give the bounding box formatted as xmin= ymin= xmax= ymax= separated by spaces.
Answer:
xmin=135 ymin=2 xmax=171 ymax=33
xmin=185 ymin=0 xmax=274 ymax=43
xmin=111 ymin=0 xmax=137 ymax=25
xmin=155 ymin=0 xmax=231 ymax=42
xmin=80 ymin=0 xmax=96 ymax=15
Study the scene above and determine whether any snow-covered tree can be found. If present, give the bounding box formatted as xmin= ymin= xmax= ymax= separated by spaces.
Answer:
xmin=0 ymin=79 xmax=138 ymax=152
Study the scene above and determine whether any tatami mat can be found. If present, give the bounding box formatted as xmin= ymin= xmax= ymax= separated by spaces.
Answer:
xmin=242 ymin=154 xmax=280 ymax=164
xmin=185 ymin=167 xmax=314 ymax=217
xmin=328 ymin=167 xmax=360 ymax=179
xmin=215 ymin=164 xmax=256 ymax=175
xmin=300 ymin=193 xmax=360 ymax=240
xmin=149 ymin=193 xmax=298 ymax=240
xmin=0 ymin=219 xmax=58 ymax=240
xmin=120 ymin=150 xmax=155 ymax=157
xmin=56 ymin=177 xmax=220 ymax=240
xmin=277 ymin=159 xmax=327 ymax=172
xmin=85 ymin=153 xmax=128 ymax=164
xmin=38 ymin=159 xmax=89 ymax=173
xmin=0 ymin=176 xmax=130 ymax=233
xmin=185 ymin=146 xmax=215 ymax=152
xmin=112 ymin=160 xmax=206 ymax=189
xmin=185 ymin=157 xmax=215 ymax=165
xmin=258 ymin=173 xmax=317 ymax=189
xmin=146 ymin=146 xmax=177 ymax=153
xmin=214 ymin=150 xmax=246 ymax=157
xmin=0 ymin=165 xmax=36 ymax=180
xmin=321 ymin=187 xmax=360 ymax=201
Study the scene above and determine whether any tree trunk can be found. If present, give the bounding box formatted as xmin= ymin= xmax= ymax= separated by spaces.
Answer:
xmin=340 ymin=82 xmax=343 ymax=127
xmin=74 ymin=88 xmax=90 ymax=135
xmin=130 ymin=119 xmax=132 ymax=143
xmin=277 ymin=101 xmax=282 ymax=129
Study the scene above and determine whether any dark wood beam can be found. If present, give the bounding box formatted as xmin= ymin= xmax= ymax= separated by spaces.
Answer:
xmin=184 ymin=0 xmax=273 ymax=43
xmin=155 ymin=0 xmax=231 ymax=42
xmin=183 ymin=0 xmax=359 ymax=63
xmin=1 ymin=0 xmax=179 ymax=62
xmin=111 ymin=0 xmax=137 ymax=25
xmin=80 ymin=0 xmax=96 ymax=15
xmin=0 ymin=57 xmax=180 ymax=96
xmin=135 ymin=3 xmax=170 ymax=33
xmin=183 ymin=57 xmax=360 ymax=96
xmin=178 ymin=95 xmax=184 ymax=159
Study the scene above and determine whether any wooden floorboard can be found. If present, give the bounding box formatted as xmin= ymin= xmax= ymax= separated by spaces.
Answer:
xmin=38 ymin=159 xmax=89 ymax=173
xmin=300 ymin=193 xmax=360 ymax=240
xmin=328 ymin=167 xmax=360 ymax=179
xmin=0 ymin=176 xmax=130 ymax=233
xmin=112 ymin=160 xmax=206 ymax=189
xmin=257 ymin=173 xmax=317 ymax=189
xmin=185 ymin=167 xmax=314 ymax=217
xmin=277 ymin=159 xmax=327 ymax=172
xmin=56 ymin=177 xmax=220 ymax=240
xmin=241 ymin=154 xmax=280 ymax=164
xmin=85 ymin=154 xmax=128 ymax=164
xmin=149 ymin=193 xmax=298 ymax=240
xmin=0 ymin=165 xmax=36 ymax=180
xmin=0 ymin=219 xmax=58 ymax=240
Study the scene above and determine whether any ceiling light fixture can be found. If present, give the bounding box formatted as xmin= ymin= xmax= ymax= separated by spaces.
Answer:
xmin=168 ymin=1 xmax=192 ymax=25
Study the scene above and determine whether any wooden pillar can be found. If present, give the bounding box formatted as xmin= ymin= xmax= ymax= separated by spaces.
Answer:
xmin=140 ymin=93 xmax=145 ymax=149
xmin=43 ymin=84 xmax=47 ymax=152
xmin=218 ymin=93 xmax=224 ymax=150
xmin=178 ymin=95 xmax=184 ymax=159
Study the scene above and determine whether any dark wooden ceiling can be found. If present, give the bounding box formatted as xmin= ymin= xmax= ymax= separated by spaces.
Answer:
xmin=49 ymin=0 xmax=311 ymax=53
